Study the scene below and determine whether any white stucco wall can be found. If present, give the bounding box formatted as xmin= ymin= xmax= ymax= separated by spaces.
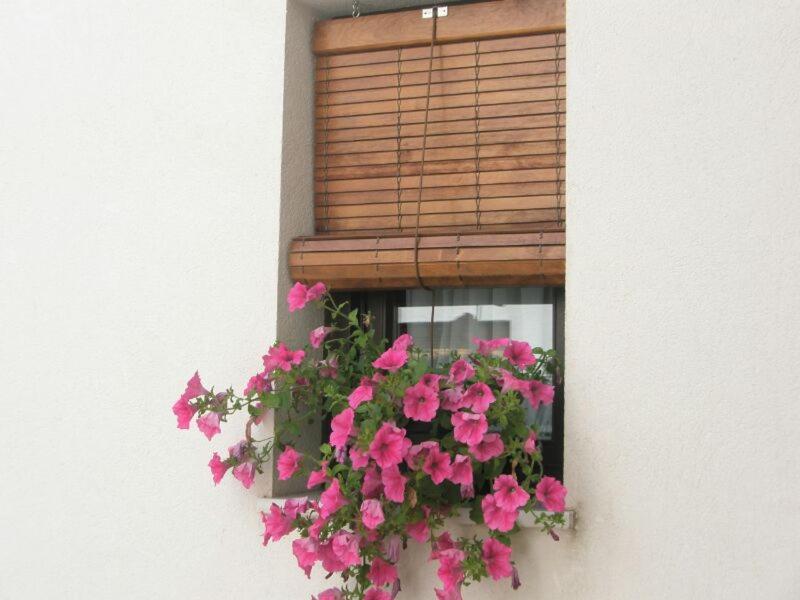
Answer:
xmin=1 ymin=1 xmax=799 ymax=599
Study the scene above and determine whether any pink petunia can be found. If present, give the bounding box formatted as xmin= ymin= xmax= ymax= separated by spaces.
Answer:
xmin=406 ymin=518 xmax=430 ymax=543
xmin=361 ymin=465 xmax=383 ymax=498
xmin=263 ymin=343 xmax=305 ymax=372
xmin=448 ymin=454 xmax=473 ymax=487
xmin=381 ymin=464 xmax=407 ymax=503
xmin=331 ymin=531 xmax=360 ymax=568
xmin=348 ymin=376 xmax=375 ymax=409
xmin=469 ymin=433 xmax=505 ymax=462
xmin=318 ymin=540 xmax=346 ymax=573
xmin=436 ymin=548 xmax=465 ymax=591
xmin=440 ymin=387 xmax=467 ymax=411
xmin=451 ymin=412 xmax=488 ymax=446
xmin=430 ymin=531 xmax=455 ymax=560
xmin=244 ymin=372 xmax=271 ymax=396
xmin=493 ymin=474 xmax=530 ymax=511
xmin=524 ymin=380 xmax=555 ymax=409
xmin=196 ymin=412 xmax=221 ymax=440
xmin=391 ymin=333 xmax=414 ymax=351
xmin=292 ymin=537 xmax=318 ymax=578
xmin=497 ymin=369 xmax=523 ymax=394
xmin=504 ymin=340 xmax=537 ymax=368
xmin=319 ymin=478 xmax=348 ymax=518
xmin=422 ymin=445 xmax=452 ymax=485
xmin=232 ymin=462 xmax=255 ymax=489
xmin=448 ymin=359 xmax=475 ymax=384
xmin=208 ymin=452 xmax=229 ymax=485
xmin=403 ymin=381 xmax=440 ymax=422
xmin=172 ymin=371 xmax=206 ymax=429
xmin=535 ymin=476 xmax=567 ymax=512
xmin=481 ymin=494 xmax=518 ymax=532
xmin=314 ymin=589 xmax=343 ymax=600
xmin=369 ymin=423 xmax=411 ymax=468
xmin=307 ymin=462 xmax=329 ymax=489
xmin=261 ymin=503 xmax=293 ymax=546
xmin=277 ymin=446 xmax=302 ymax=480
xmin=383 ymin=534 xmax=402 ymax=563
xmin=435 ymin=587 xmax=463 ymax=600
xmin=349 ymin=446 xmax=369 ymax=469
xmin=361 ymin=499 xmax=385 ymax=530
xmin=368 ymin=557 xmax=398 ymax=586
xmin=372 ymin=347 xmax=408 ymax=372
xmin=309 ymin=326 xmax=332 ymax=349
xmin=307 ymin=282 xmax=327 ymax=302
xmin=482 ymin=538 xmax=513 ymax=580
xmin=463 ymin=382 xmax=496 ymax=413
xmin=364 ymin=589 xmax=391 ymax=600
xmin=420 ymin=373 xmax=443 ymax=390
xmin=329 ymin=408 xmax=354 ymax=450
xmin=287 ymin=281 xmax=327 ymax=312
xmin=523 ymin=430 xmax=538 ymax=454
xmin=283 ymin=497 xmax=309 ymax=519
xmin=472 ymin=337 xmax=509 ymax=356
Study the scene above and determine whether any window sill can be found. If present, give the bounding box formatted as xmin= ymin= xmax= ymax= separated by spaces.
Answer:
xmin=257 ymin=497 xmax=575 ymax=530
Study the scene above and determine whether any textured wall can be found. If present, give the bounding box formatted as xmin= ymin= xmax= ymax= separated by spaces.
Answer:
xmin=2 ymin=1 xmax=800 ymax=599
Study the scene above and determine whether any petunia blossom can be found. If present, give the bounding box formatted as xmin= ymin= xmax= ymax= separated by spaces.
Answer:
xmin=309 ymin=326 xmax=332 ymax=349
xmin=277 ymin=446 xmax=302 ymax=480
xmin=172 ymin=371 xmax=206 ymax=428
xmin=318 ymin=540 xmax=345 ymax=573
xmin=435 ymin=587 xmax=463 ymax=600
xmin=283 ymin=497 xmax=309 ymax=519
xmin=403 ymin=381 xmax=440 ymax=422
xmin=368 ymin=557 xmax=398 ymax=586
xmin=472 ymin=337 xmax=509 ymax=356
xmin=319 ymin=478 xmax=348 ymax=518
xmin=463 ymin=382 xmax=496 ymax=413
xmin=232 ymin=462 xmax=255 ymax=489
xmin=361 ymin=465 xmax=383 ymax=498
xmin=244 ymin=372 xmax=271 ymax=396
xmin=469 ymin=433 xmax=504 ymax=462
xmin=448 ymin=454 xmax=473 ymax=489
xmin=314 ymin=589 xmax=343 ymax=600
xmin=523 ymin=430 xmax=538 ymax=454
xmin=436 ymin=548 xmax=465 ymax=591
xmin=331 ymin=531 xmax=360 ymax=568
xmin=440 ymin=387 xmax=467 ymax=411
xmin=420 ymin=373 xmax=443 ymax=390
xmin=292 ymin=537 xmax=318 ymax=578
xmin=448 ymin=359 xmax=475 ymax=384
xmin=482 ymin=538 xmax=513 ymax=580
xmin=208 ymin=452 xmax=229 ymax=485
xmin=361 ymin=498 xmax=385 ymax=530
xmin=481 ymin=493 xmax=518 ymax=532
xmin=422 ymin=445 xmax=452 ymax=485
xmin=535 ymin=476 xmax=567 ymax=512
xmin=524 ymin=380 xmax=555 ymax=409
xmin=430 ymin=531 xmax=455 ymax=560
xmin=307 ymin=462 xmax=329 ymax=489
xmin=329 ymin=408 xmax=354 ymax=450
xmin=381 ymin=464 xmax=408 ymax=503
xmin=263 ymin=343 xmax=305 ymax=372
xmin=391 ymin=333 xmax=414 ymax=351
xmin=261 ymin=503 xmax=293 ymax=546
xmin=372 ymin=348 xmax=408 ymax=372
xmin=451 ymin=411 xmax=488 ymax=446
xmin=349 ymin=446 xmax=369 ymax=469
xmin=369 ymin=423 xmax=410 ymax=468
xmin=406 ymin=518 xmax=430 ymax=543
xmin=383 ymin=535 xmax=402 ymax=563
xmin=348 ymin=376 xmax=375 ymax=409
xmin=503 ymin=339 xmax=537 ymax=368
xmin=306 ymin=282 xmax=327 ymax=302
xmin=492 ymin=474 xmax=530 ymax=511
xmin=364 ymin=589 xmax=391 ymax=600
xmin=287 ymin=281 xmax=327 ymax=312
xmin=196 ymin=412 xmax=221 ymax=440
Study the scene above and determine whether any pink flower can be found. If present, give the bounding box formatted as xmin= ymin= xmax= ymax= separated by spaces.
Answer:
xmin=504 ymin=340 xmax=536 ymax=368
xmin=261 ymin=503 xmax=293 ymax=546
xmin=361 ymin=465 xmax=383 ymax=498
xmin=383 ymin=534 xmax=403 ymax=563
xmin=314 ymin=589 xmax=343 ymax=600
xmin=420 ymin=373 xmax=443 ymax=390
xmin=403 ymin=381 xmax=440 ymax=422
xmin=493 ymin=474 xmax=530 ymax=511
xmin=277 ymin=446 xmax=302 ymax=480
xmin=430 ymin=531 xmax=455 ymax=560
xmin=331 ymin=531 xmax=360 ymax=568
xmin=318 ymin=540 xmax=345 ymax=573
xmin=406 ymin=518 xmax=430 ymax=543
xmin=436 ymin=548 xmax=465 ymax=591
xmin=196 ymin=412 xmax=221 ymax=440
xmin=319 ymin=355 xmax=339 ymax=379
xmin=364 ymin=589 xmax=391 ymax=600
xmin=435 ymin=587 xmax=463 ymax=600
xmin=292 ymin=537 xmax=318 ymax=578
xmin=497 ymin=369 xmax=523 ymax=394
xmin=172 ymin=371 xmax=206 ymax=428
xmin=472 ymin=337 xmax=509 ymax=356
xmin=481 ymin=494 xmax=518 ymax=532
xmin=440 ymin=387 xmax=467 ymax=411
xmin=451 ymin=412 xmax=488 ymax=446
xmin=448 ymin=454 xmax=473 ymax=487
xmin=392 ymin=333 xmax=414 ymax=351
xmin=361 ymin=498 xmax=385 ymax=530
xmin=283 ymin=497 xmax=309 ymax=518
xmin=482 ymin=538 xmax=513 ymax=580
xmin=319 ymin=479 xmax=348 ymax=518
xmin=287 ymin=281 xmax=327 ymax=312
xmin=422 ymin=445 xmax=452 ymax=485
xmin=232 ymin=462 xmax=255 ymax=489
xmin=309 ymin=326 xmax=332 ymax=348
xmin=348 ymin=376 xmax=375 ymax=409
xmin=368 ymin=557 xmax=398 ymax=586
xmin=372 ymin=348 xmax=408 ymax=372
xmin=369 ymin=423 xmax=410 ymax=468
xmin=524 ymin=380 xmax=555 ymax=409
xmin=535 ymin=476 xmax=567 ymax=512
xmin=463 ymin=382 xmax=495 ymax=413
xmin=469 ymin=433 xmax=504 ymax=462
xmin=448 ymin=359 xmax=475 ymax=384
xmin=523 ymin=430 xmax=538 ymax=454
xmin=208 ymin=453 xmax=229 ymax=485
xmin=329 ymin=408 xmax=354 ymax=450
xmin=244 ymin=372 xmax=271 ymax=396
xmin=263 ymin=343 xmax=305 ymax=372
xmin=381 ymin=464 xmax=407 ymax=503
xmin=405 ymin=441 xmax=437 ymax=470
xmin=349 ymin=447 xmax=369 ymax=469
xmin=307 ymin=462 xmax=329 ymax=489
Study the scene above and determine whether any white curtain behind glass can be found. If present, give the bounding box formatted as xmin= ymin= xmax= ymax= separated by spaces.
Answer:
xmin=398 ymin=287 xmax=555 ymax=439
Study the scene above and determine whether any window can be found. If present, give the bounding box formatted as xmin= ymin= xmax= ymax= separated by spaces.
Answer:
xmin=333 ymin=285 xmax=564 ymax=480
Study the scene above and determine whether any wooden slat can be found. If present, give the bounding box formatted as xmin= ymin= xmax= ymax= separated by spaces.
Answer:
xmin=315 ymin=195 xmax=564 ymax=218
xmin=313 ymin=0 xmax=565 ymax=55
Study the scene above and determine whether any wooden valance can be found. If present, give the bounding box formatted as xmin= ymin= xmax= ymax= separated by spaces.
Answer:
xmin=291 ymin=0 xmax=566 ymax=290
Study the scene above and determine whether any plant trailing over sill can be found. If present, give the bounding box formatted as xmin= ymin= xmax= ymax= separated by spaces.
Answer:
xmin=173 ymin=282 xmax=567 ymax=600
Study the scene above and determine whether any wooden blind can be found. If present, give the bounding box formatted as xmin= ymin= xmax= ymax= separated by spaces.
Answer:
xmin=291 ymin=0 xmax=566 ymax=290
